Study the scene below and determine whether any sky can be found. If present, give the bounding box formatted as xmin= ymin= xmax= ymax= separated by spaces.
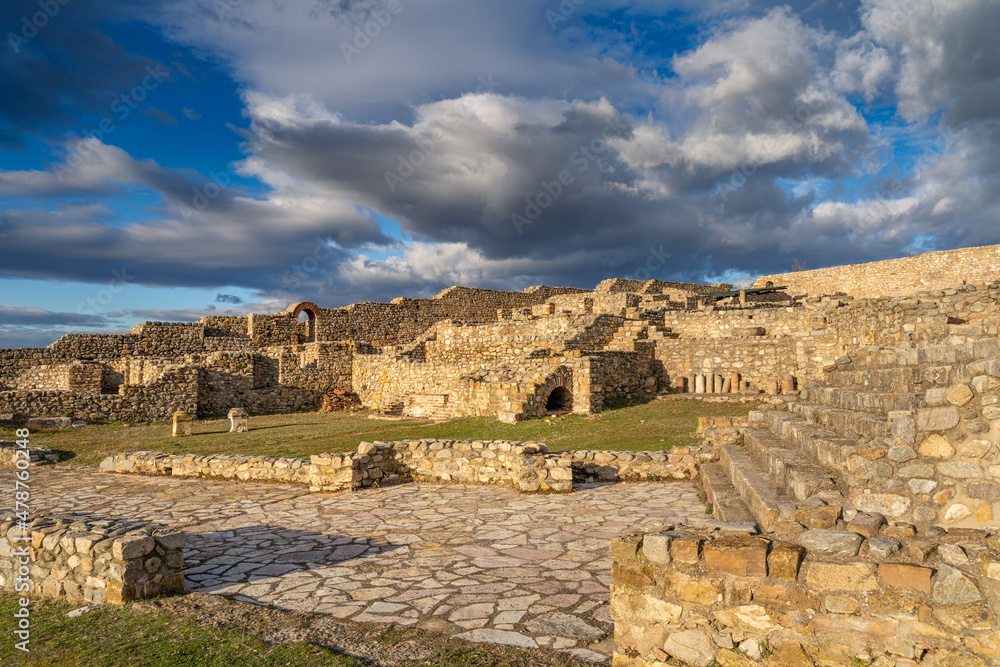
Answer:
xmin=1 ymin=0 xmax=999 ymax=348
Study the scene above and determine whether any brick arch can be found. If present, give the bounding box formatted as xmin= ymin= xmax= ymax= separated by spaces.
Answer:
xmin=286 ymin=301 xmax=322 ymax=321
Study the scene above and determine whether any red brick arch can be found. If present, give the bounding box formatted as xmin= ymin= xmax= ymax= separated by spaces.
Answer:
xmin=286 ymin=301 xmax=322 ymax=321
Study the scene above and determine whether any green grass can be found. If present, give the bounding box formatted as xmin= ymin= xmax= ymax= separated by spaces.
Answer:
xmin=0 ymin=594 xmax=594 ymax=667
xmin=2 ymin=399 xmax=758 ymax=466
xmin=0 ymin=595 xmax=366 ymax=667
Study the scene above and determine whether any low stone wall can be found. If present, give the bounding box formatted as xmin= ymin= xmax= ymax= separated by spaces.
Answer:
xmin=100 ymin=440 xmax=714 ymax=493
xmin=0 ymin=514 xmax=185 ymax=605
xmin=0 ymin=441 xmax=59 ymax=466
xmin=610 ymin=524 xmax=1000 ymax=666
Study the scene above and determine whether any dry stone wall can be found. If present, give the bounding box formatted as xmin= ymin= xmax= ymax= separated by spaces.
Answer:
xmin=0 ymin=514 xmax=185 ymax=605
xmin=98 ymin=439 xmax=714 ymax=494
xmin=754 ymin=244 xmax=1000 ymax=298
xmin=0 ymin=441 xmax=59 ymax=465
xmin=610 ymin=524 xmax=1000 ymax=667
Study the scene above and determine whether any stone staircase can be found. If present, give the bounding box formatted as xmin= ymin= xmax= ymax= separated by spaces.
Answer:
xmin=604 ymin=320 xmax=676 ymax=351
xmin=701 ymin=335 xmax=1000 ymax=532
xmin=402 ymin=393 xmax=454 ymax=421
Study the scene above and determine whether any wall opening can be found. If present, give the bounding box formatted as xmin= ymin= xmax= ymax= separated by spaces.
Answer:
xmin=297 ymin=310 xmax=316 ymax=342
xmin=546 ymin=386 xmax=573 ymax=413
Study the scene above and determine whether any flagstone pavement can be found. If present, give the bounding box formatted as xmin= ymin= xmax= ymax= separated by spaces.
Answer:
xmin=15 ymin=467 xmax=707 ymax=663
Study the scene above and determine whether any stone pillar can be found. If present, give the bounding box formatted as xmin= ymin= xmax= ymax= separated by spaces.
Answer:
xmin=228 ymin=408 xmax=249 ymax=433
xmin=716 ymin=375 xmax=724 ymax=394
xmin=673 ymin=377 xmax=686 ymax=393
xmin=722 ymin=377 xmax=732 ymax=393
xmin=695 ymin=374 xmax=705 ymax=394
xmin=766 ymin=378 xmax=779 ymax=396
xmin=730 ymin=373 xmax=740 ymax=393
xmin=172 ymin=412 xmax=192 ymax=437
xmin=739 ymin=289 xmax=747 ymax=304
xmin=687 ymin=373 xmax=697 ymax=393
xmin=782 ymin=374 xmax=796 ymax=393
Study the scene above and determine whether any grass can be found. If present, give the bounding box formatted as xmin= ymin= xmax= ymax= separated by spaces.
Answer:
xmin=1 ymin=398 xmax=758 ymax=467
xmin=0 ymin=593 xmax=594 ymax=667
xmin=0 ymin=595 xmax=366 ymax=667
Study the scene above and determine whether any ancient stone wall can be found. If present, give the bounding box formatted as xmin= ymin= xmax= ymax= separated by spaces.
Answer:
xmin=754 ymin=244 xmax=1000 ymax=298
xmin=98 ymin=440 xmax=715 ymax=493
xmin=0 ymin=514 xmax=185 ymax=605
xmin=610 ymin=526 xmax=1000 ymax=666
xmin=0 ymin=441 xmax=59 ymax=465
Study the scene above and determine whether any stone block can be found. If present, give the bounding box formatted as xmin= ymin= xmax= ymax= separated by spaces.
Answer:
xmin=670 ymin=536 xmax=703 ymax=563
xmin=227 ymin=407 xmax=249 ymax=433
xmin=805 ymin=562 xmax=878 ymax=591
xmin=880 ymin=563 xmax=933 ymax=593
xmin=767 ymin=542 xmax=804 ymax=579
xmin=171 ymin=412 xmax=192 ymax=437
xmin=703 ymin=535 xmax=768 ymax=577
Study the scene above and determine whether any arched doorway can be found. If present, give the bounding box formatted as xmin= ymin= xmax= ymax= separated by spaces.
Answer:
xmin=546 ymin=386 xmax=573 ymax=413
xmin=286 ymin=301 xmax=321 ymax=343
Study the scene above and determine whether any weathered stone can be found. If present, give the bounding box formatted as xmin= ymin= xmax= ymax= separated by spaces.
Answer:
xmin=915 ymin=407 xmax=960 ymax=431
xmin=703 ymin=536 xmax=768 ymax=577
xmin=671 ymin=536 xmax=703 ymax=564
xmin=853 ymin=494 xmax=910 ymax=518
xmin=944 ymin=383 xmax=974 ymax=406
xmin=880 ymin=563 xmax=933 ymax=592
xmin=967 ymin=480 xmax=1000 ymax=501
xmin=662 ymin=629 xmax=715 ymax=667
xmin=847 ymin=512 xmax=885 ymax=538
xmin=767 ymin=543 xmax=804 ymax=580
xmin=887 ymin=445 xmax=916 ymax=462
xmin=641 ymin=533 xmax=672 ymax=565
xmin=866 ymin=537 xmax=901 ymax=560
xmin=713 ymin=604 xmax=786 ymax=634
xmin=795 ymin=505 xmax=841 ymax=529
xmin=944 ymin=503 xmax=972 ymax=522
xmin=796 ymin=529 xmax=863 ymax=558
xmin=805 ymin=562 xmax=878 ymax=591
xmin=932 ymin=564 xmax=985 ymax=604
xmin=938 ymin=461 xmax=983 ymax=479
xmin=918 ymin=434 xmax=955 ymax=459
xmin=610 ymin=587 xmax=682 ymax=625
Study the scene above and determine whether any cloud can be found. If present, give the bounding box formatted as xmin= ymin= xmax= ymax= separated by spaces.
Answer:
xmin=0 ymin=305 xmax=111 ymax=327
xmin=141 ymin=108 xmax=180 ymax=125
xmin=181 ymin=106 xmax=201 ymax=120
xmin=215 ymin=293 xmax=244 ymax=304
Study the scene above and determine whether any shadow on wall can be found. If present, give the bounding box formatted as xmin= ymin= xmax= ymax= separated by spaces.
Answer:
xmin=546 ymin=386 xmax=573 ymax=413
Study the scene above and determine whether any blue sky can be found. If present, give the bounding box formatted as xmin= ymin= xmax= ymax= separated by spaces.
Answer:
xmin=1 ymin=0 xmax=999 ymax=347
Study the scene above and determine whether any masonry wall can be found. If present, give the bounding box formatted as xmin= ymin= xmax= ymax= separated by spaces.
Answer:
xmin=754 ymin=244 xmax=1000 ymax=298
xmin=610 ymin=526 xmax=1000 ymax=667
xmin=0 ymin=515 xmax=185 ymax=605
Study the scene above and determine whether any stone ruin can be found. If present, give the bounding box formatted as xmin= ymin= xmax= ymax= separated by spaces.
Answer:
xmin=6 ymin=243 xmax=1000 ymax=664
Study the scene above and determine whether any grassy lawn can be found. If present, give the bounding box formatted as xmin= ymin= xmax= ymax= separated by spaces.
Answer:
xmin=0 ymin=593 xmax=595 ymax=667
xmin=1 ymin=399 xmax=757 ymax=467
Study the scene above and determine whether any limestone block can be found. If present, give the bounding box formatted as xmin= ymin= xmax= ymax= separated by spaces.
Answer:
xmin=227 ymin=407 xmax=249 ymax=433
xmin=172 ymin=412 xmax=192 ymax=437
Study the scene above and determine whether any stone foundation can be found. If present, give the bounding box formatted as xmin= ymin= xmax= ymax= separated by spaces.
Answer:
xmin=98 ymin=440 xmax=716 ymax=493
xmin=0 ymin=514 xmax=185 ymax=605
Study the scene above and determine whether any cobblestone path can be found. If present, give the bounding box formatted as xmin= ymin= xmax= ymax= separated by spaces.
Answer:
xmin=18 ymin=468 xmax=707 ymax=662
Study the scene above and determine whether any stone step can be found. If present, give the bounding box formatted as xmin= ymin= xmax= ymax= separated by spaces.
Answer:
xmin=766 ymin=410 xmax=871 ymax=471
xmin=821 ymin=366 xmax=942 ymax=393
xmin=742 ymin=429 xmax=840 ymax=501
xmin=719 ymin=445 xmax=789 ymax=532
xmin=836 ymin=339 xmax=1000 ymax=371
xmin=780 ymin=403 xmax=891 ymax=440
xmin=699 ymin=462 xmax=755 ymax=523
xmin=802 ymin=386 xmax=925 ymax=413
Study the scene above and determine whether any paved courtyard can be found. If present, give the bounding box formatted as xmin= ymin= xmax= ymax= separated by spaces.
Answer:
xmin=19 ymin=467 xmax=706 ymax=662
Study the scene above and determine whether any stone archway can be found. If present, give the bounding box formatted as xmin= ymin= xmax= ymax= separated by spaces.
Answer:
xmin=286 ymin=301 xmax=321 ymax=343
xmin=545 ymin=386 xmax=573 ymax=413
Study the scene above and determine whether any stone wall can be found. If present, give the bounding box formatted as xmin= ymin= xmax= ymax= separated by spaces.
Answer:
xmin=610 ymin=524 xmax=1000 ymax=666
xmin=98 ymin=440 xmax=715 ymax=493
xmin=0 ymin=441 xmax=59 ymax=465
xmin=754 ymin=244 xmax=1000 ymax=298
xmin=0 ymin=514 xmax=185 ymax=605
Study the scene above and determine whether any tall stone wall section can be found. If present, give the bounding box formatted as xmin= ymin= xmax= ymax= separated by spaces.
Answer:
xmin=754 ymin=244 xmax=1000 ymax=298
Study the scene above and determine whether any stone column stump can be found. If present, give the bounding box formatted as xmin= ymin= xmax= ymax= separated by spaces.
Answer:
xmin=172 ymin=411 xmax=192 ymax=437
xmin=228 ymin=408 xmax=249 ymax=433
